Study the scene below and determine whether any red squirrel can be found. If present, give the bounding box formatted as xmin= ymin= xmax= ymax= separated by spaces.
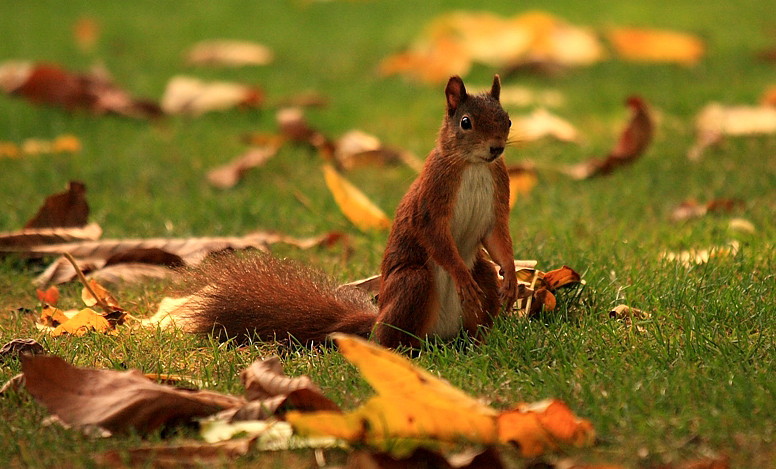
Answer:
xmin=175 ymin=75 xmax=516 ymax=348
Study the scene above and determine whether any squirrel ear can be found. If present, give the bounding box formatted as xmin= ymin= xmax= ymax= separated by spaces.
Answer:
xmin=445 ymin=76 xmax=467 ymax=115
xmin=490 ymin=75 xmax=501 ymax=101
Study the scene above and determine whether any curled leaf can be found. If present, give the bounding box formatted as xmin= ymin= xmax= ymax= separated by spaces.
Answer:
xmin=322 ymin=164 xmax=391 ymax=231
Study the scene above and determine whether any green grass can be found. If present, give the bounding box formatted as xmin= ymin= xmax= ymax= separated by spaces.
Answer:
xmin=1 ymin=0 xmax=774 ymax=467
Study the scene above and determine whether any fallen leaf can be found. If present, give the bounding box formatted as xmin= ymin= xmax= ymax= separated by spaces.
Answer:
xmin=499 ymin=85 xmax=565 ymax=108
xmin=207 ymin=145 xmax=280 ymax=189
xmin=507 ymin=164 xmax=538 ymax=207
xmin=762 ymin=85 xmax=776 ymax=107
xmin=335 ymin=130 xmax=404 ymax=170
xmin=0 ymin=61 xmax=161 ymax=118
xmin=50 ymin=308 xmax=115 ymax=337
xmin=510 ymin=108 xmax=580 ymax=144
xmin=186 ymin=40 xmax=274 ymax=67
xmin=73 ymin=17 xmax=100 ymax=52
xmin=0 ymin=223 xmax=102 ymax=249
xmin=565 ymin=96 xmax=653 ymax=179
xmin=669 ymin=198 xmax=742 ymax=222
xmin=513 ymin=265 xmax=583 ymax=317
xmin=161 ymin=75 xmax=263 ymax=115
xmin=607 ymin=27 xmax=705 ymax=65
xmin=322 ymin=164 xmax=391 ymax=231
xmin=688 ymin=103 xmax=776 ymax=160
xmin=23 ymin=231 xmax=345 ymax=286
xmin=509 ymin=11 xmax=605 ymax=70
xmin=24 ymin=181 xmax=89 ymax=229
xmin=0 ymin=339 xmax=46 ymax=361
xmin=81 ymin=279 xmax=124 ymax=311
xmin=287 ymin=334 xmax=594 ymax=457
xmin=21 ymin=354 xmax=243 ymax=434
xmin=36 ymin=286 xmax=60 ymax=306
xmin=39 ymin=304 xmax=72 ymax=327
xmin=0 ymin=374 xmax=25 ymax=396
xmin=222 ymin=357 xmax=339 ymax=421
xmin=660 ymin=241 xmax=740 ymax=267
xmin=728 ymin=218 xmax=755 ymax=234
xmin=379 ymin=35 xmax=471 ymax=83
xmin=609 ymin=304 xmax=651 ymax=323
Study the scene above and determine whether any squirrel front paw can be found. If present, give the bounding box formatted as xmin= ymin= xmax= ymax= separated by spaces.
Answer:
xmin=457 ymin=274 xmax=484 ymax=313
xmin=499 ymin=270 xmax=517 ymax=312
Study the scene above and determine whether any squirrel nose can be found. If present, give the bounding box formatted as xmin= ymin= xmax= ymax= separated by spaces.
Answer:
xmin=489 ymin=146 xmax=504 ymax=158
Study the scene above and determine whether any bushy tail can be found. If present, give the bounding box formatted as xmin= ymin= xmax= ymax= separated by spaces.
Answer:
xmin=171 ymin=251 xmax=378 ymax=345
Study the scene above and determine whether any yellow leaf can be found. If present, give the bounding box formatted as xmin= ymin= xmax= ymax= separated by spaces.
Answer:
xmin=51 ymin=308 xmax=114 ymax=337
xmin=607 ymin=27 xmax=705 ymax=66
xmin=322 ymin=164 xmax=390 ymax=231
xmin=287 ymin=334 xmax=594 ymax=456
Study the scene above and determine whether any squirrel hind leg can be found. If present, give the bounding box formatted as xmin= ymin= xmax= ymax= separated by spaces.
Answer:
xmin=375 ymin=265 xmax=438 ymax=349
xmin=463 ymin=255 xmax=500 ymax=339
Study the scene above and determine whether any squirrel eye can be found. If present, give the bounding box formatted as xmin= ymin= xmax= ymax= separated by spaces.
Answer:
xmin=508 ymin=119 xmax=512 ymax=128
xmin=460 ymin=116 xmax=472 ymax=130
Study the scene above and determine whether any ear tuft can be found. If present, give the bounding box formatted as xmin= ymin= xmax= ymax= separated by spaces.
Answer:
xmin=490 ymin=75 xmax=501 ymax=101
xmin=445 ymin=76 xmax=467 ymax=115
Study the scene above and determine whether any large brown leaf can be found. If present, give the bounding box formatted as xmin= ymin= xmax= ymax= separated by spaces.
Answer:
xmin=21 ymin=355 xmax=243 ymax=434
xmin=565 ymin=96 xmax=653 ymax=179
xmin=0 ymin=61 xmax=161 ymax=118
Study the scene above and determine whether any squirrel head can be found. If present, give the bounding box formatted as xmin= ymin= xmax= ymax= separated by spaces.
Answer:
xmin=440 ymin=75 xmax=511 ymax=164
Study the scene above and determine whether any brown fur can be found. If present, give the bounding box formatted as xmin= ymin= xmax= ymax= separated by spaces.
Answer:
xmin=175 ymin=252 xmax=377 ymax=345
xmin=375 ymin=75 xmax=516 ymax=348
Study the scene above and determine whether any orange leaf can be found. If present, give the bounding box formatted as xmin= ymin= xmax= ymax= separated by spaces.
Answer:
xmin=81 ymin=279 xmax=123 ymax=311
xmin=322 ymin=164 xmax=390 ymax=231
xmin=607 ymin=27 xmax=705 ymax=66
xmin=50 ymin=308 xmax=114 ymax=337
xmin=36 ymin=285 xmax=60 ymax=306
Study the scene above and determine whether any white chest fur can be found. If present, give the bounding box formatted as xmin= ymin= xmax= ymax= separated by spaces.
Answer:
xmin=431 ymin=163 xmax=496 ymax=338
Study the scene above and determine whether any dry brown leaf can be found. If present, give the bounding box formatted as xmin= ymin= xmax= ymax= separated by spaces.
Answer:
xmin=669 ymin=198 xmax=742 ymax=222
xmin=186 ymin=40 xmax=273 ymax=67
xmin=565 ymin=96 xmax=653 ymax=179
xmin=510 ymin=108 xmax=580 ymax=143
xmin=207 ymin=144 xmax=280 ymax=189
xmin=0 ymin=339 xmax=46 ymax=361
xmin=322 ymin=164 xmax=391 ymax=231
xmin=0 ymin=61 xmax=161 ymax=118
xmin=24 ymin=181 xmax=89 ymax=229
xmin=609 ymin=304 xmax=651 ymax=323
xmin=27 ymin=231 xmax=344 ymax=286
xmin=607 ymin=27 xmax=704 ymax=65
xmin=21 ymin=354 xmax=243 ymax=434
xmin=0 ymin=223 xmax=102 ymax=249
xmin=688 ymin=103 xmax=776 ymax=160
xmin=222 ymin=357 xmax=340 ymax=421
xmin=161 ymin=75 xmax=263 ymax=115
